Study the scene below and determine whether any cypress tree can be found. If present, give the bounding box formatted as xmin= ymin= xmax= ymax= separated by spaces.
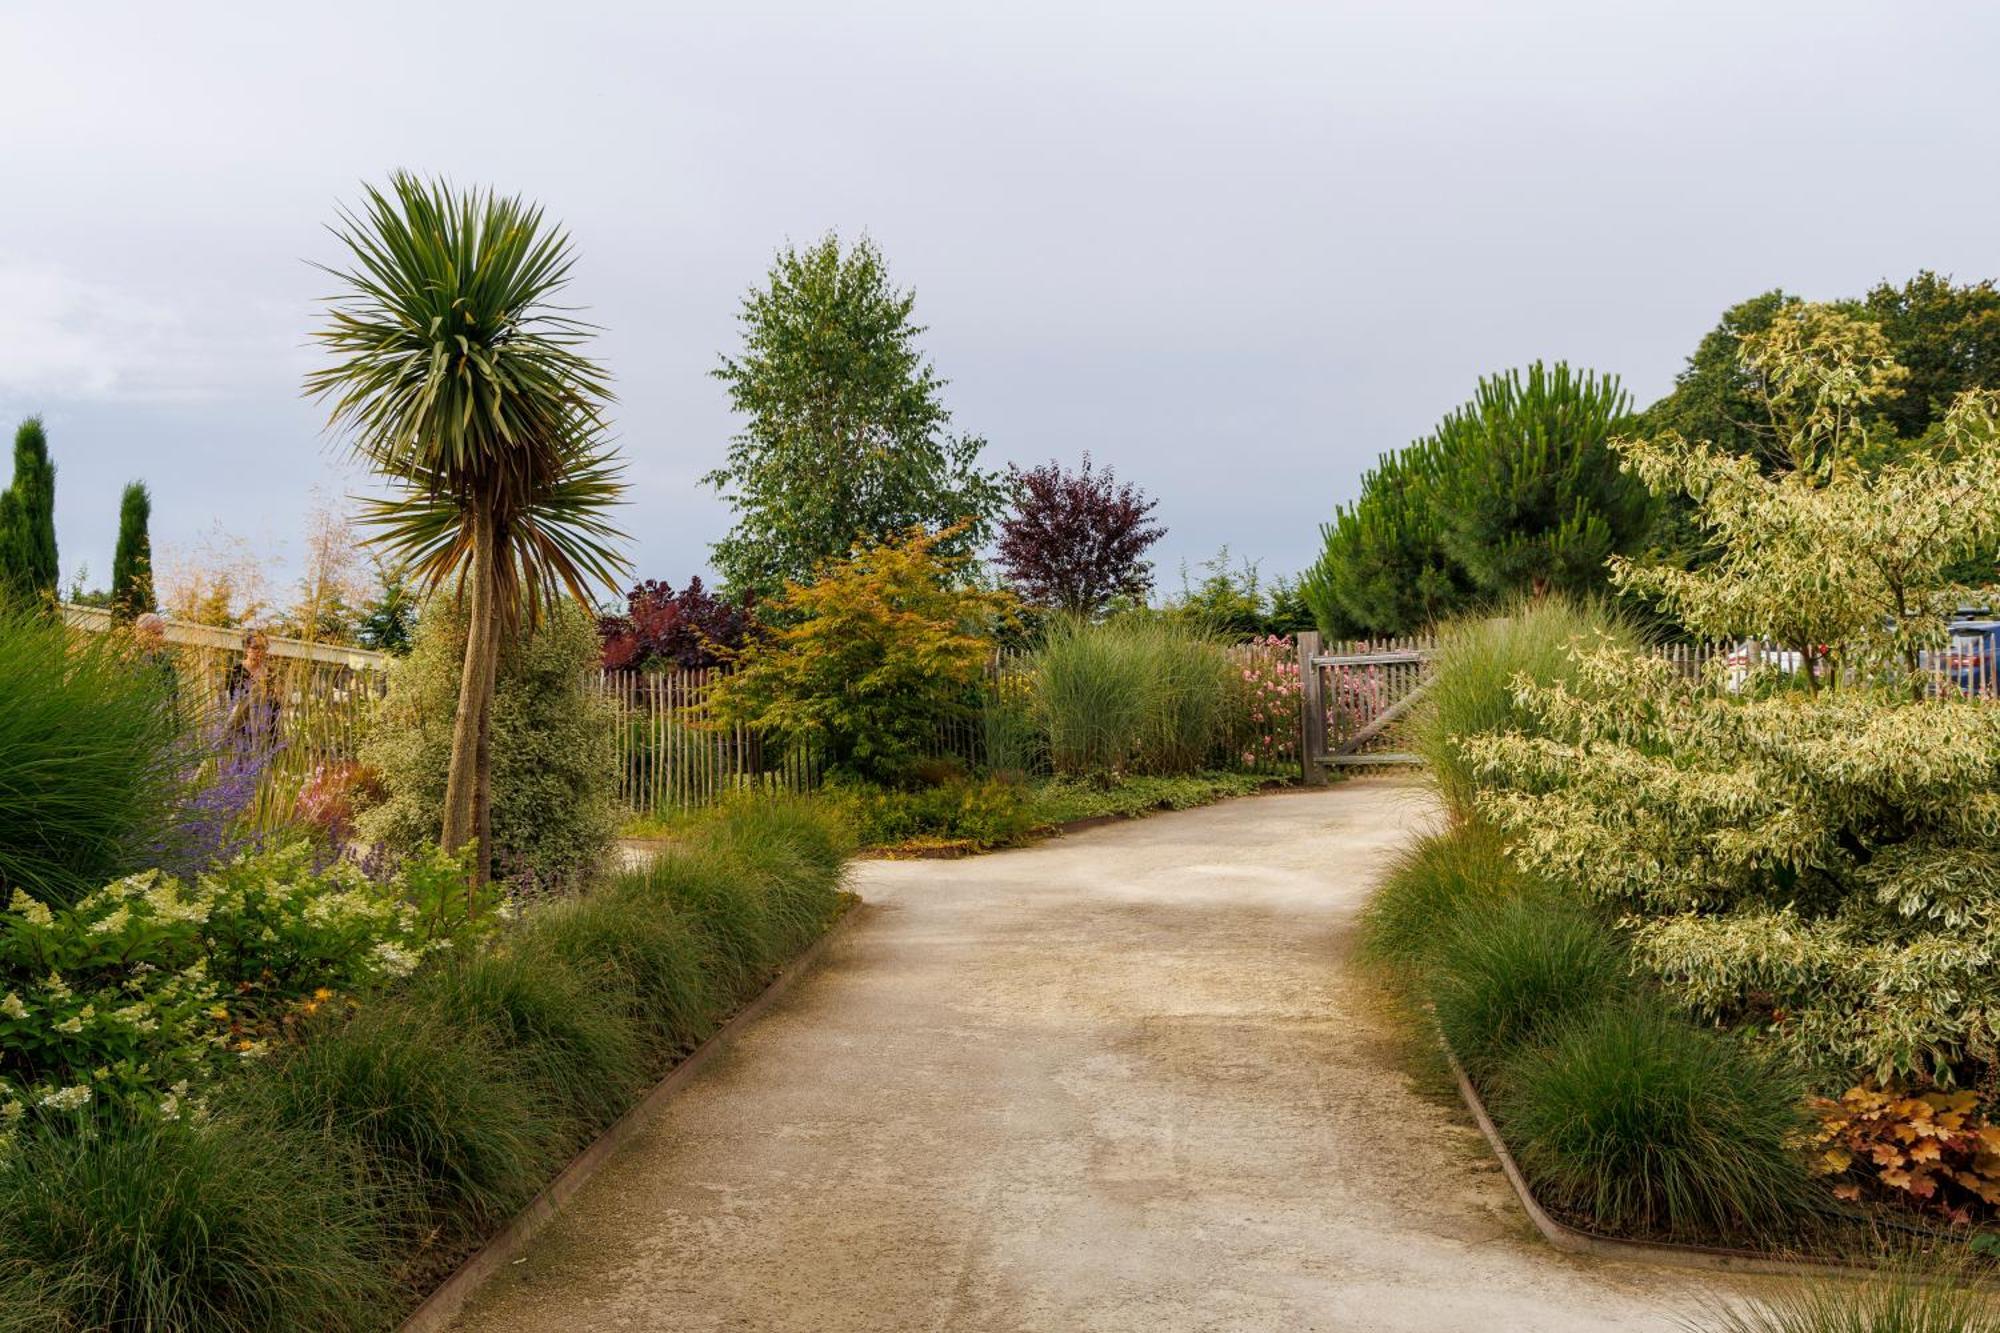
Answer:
xmin=8 ymin=418 xmax=58 ymax=604
xmin=111 ymin=481 xmax=154 ymax=621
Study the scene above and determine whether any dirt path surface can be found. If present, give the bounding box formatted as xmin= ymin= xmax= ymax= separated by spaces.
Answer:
xmin=456 ymin=779 xmax=1748 ymax=1332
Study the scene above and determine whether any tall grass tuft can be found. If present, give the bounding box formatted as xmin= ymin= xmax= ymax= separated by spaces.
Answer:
xmin=248 ymin=1001 xmax=557 ymax=1251
xmin=1427 ymin=895 xmax=1626 ymax=1077
xmin=1493 ymin=1003 xmax=1812 ymax=1241
xmin=612 ymin=794 xmax=851 ymax=1004
xmin=0 ymin=608 xmax=187 ymax=904
xmin=1683 ymin=1263 xmax=2000 ymax=1333
xmin=0 ymin=1112 xmax=394 ymax=1332
xmin=523 ymin=888 xmax=717 ymax=1054
xmin=413 ymin=945 xmax=650 ymax=1139
xmin=1032 ymin=615 xmax=1233 ymax=777
xmin=1358 ymin=821 xmax=1553 ymax=974
xmin=1416 ymin=594 xmax=1639 ymax=818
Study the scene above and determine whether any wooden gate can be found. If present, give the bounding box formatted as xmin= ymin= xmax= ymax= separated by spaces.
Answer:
xmin=1294 ymin=631 xmax=1434 ymax=781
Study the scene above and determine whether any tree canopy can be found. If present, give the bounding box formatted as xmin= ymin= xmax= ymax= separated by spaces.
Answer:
xmin=705 ymin=235 xmax=1002 ymax=598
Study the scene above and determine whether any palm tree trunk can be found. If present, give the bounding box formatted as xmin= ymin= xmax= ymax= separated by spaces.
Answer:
xmin=472 ymin=591 xmax=498 ymax=892
xmin=442 ymin=499 xmax=497 ymax=872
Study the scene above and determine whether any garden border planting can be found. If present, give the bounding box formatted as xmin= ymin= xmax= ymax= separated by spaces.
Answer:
xmin=397 ymin=895 xmax=863 ymax=1333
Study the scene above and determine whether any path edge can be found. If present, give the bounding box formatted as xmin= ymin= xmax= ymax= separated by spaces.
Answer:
xmin=397 ymin=896 xmax=867 ymax=1333
xmin=1443 ymin=1038 xmax=1894 ymax=1278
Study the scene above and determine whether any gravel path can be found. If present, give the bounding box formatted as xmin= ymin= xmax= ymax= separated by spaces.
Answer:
xmin=455 ymin=778 xmax=1759 ymax=1331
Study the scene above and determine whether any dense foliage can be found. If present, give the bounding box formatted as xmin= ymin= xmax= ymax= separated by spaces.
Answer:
xmin=996 ymin=454 xmax=1164 ymax=616
xmin=598 ymin=575 xmax=753 ymax=671
xmin=0 ymin=797 xmax=849 ymax=1330
xmin=1300 ymin=441 xmax=1465 ymax=638
xmin=0 ymin=842 xmax=481 ymax=1132
xmin=706 ymin=526 xmax=1010 ymax=785
xmin=357 ymin=599 xmax=618 ymax=891
xmin=1412 ymin=595 xmax=1638 ymax=818
xmin=705 ymin=234 xmax=1003 ymax=598
xmin=1464 ymin=311 xmax=2000 ymax=1087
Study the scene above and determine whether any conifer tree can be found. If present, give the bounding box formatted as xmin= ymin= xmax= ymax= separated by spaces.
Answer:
xmin=0 ymin=418 xmax=57 ymax=608
xmin=110 ymin=481 xmax=154 ymax=621
xmin=1431 ymin=362 xmax=1650 ymax=600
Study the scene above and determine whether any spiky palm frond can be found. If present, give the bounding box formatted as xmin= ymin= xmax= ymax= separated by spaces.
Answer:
xmin=304 ymin=172 xmax=628 ymax=614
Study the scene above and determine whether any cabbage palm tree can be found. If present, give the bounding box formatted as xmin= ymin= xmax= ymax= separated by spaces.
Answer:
xmin=305 ymin=173 xmax=626 ymax=880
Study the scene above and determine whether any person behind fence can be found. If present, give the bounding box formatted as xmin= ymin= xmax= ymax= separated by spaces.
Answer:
xmin=224 ymin=629 xmax=280 ymax=750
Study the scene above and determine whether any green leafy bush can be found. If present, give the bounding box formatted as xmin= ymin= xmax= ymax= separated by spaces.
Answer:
xmin=824 ymin=776 xmax=1036 ymax=851
xmin=357 ymin=599 xmax=618 ymax=891
xmin=1414 ymin=594 xmax=1638 ymax=818
xmin=1428 ymin=896 xmax=1626 ymax=1079
xmin=1032 ymin=616 xmax=1234 ymax=777
xmin=0 ymin=843 xmax=482 ymax=1122
xmin=0 ymin=609 xmax=186 ymax=906
xmin=0 ymin=1111 xmax=393 ymax=1332
xmin=1492 ymin=1003 xmax=1811 ymax=1240
xmin=706 ymin=526 xmax=1012 ymax=785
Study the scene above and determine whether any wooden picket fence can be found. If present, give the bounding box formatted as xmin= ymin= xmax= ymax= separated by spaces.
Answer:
xmin=62 ymin=605 xmax=392 ymax=829
xmin=596 ymin=668 xmax=822 ymax=816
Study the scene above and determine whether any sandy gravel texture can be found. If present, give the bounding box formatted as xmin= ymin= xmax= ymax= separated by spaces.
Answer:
xmin=454 ymin=778 xmax=1760 ymax=1332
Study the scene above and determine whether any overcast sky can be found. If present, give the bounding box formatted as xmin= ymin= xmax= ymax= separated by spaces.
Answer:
xmin=3 ymin=1 xmax=1996 ymax=605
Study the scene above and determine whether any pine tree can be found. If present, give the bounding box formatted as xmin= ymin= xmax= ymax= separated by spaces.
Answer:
xmin=1431 ymin=363 xmax=1649 ymax=600
xmin=111 ymin=481 xmax=154 ymax=621
xmin=1302 ymin=441 xmax=1470 ymax=638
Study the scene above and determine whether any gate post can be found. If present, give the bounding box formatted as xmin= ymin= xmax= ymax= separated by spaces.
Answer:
xmin=1297 ymin=631 xmax=1327 ymax=785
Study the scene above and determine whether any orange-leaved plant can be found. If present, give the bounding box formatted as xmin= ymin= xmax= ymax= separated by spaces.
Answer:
xmin=706 ymin=525 xmax=1014 ymax=786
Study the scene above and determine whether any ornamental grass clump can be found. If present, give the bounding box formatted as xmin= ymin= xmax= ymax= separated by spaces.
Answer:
xmin=1683 ymin=1261 xmax=2000 ymax=1333
xmin=0 ymin=608 xmax=187 ymax=906
xmin=1493 ymin=1003 xmax=1812 ymax=1241
xmin=1427 ymin=895 xmax=1627 ymax=1079
xmin=1414 ymin=593 xmax=1638 ymax=818
xmin=522 ymin=888 xmax=715 ymax=1053
xmin=248 ymin=1001 xmax=557 ymax=1254
xmin=1357 ymin=820 xmax=1553 ymax=975
xmin=413 ymin=945 xmax=649 ymax=1140
xmin=1032 ymin=615 xmax=1234 ymax=778
xmin=0 ymin=1111 xmax=394 ymax=1333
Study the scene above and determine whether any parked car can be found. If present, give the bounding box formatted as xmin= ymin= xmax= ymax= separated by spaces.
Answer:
xmin=1944 ymin=620 xmax=2000 ymax=696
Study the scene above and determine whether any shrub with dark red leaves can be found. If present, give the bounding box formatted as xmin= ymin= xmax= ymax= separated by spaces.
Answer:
xmin=997 ymin=455 xmax=1165 ymax=617
xmin=598 ymin=577 xmax=754 ymax=671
